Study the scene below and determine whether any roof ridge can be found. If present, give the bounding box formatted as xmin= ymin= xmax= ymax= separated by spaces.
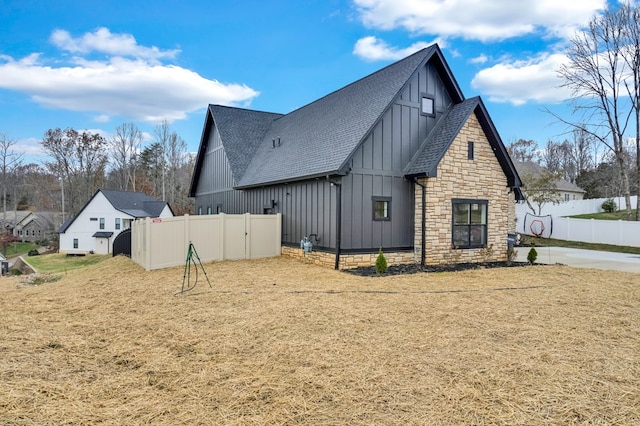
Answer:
xmin=275 ymin=46 xmax=437 ymax=121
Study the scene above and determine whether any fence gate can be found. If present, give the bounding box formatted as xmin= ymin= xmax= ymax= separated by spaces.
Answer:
xmin=113 ymin=228 xmax=132 ymax=257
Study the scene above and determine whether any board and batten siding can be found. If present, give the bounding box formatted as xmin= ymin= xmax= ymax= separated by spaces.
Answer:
xmin=195 ymin=61 xmax=457 ymax=254
xmin=340 ymin=62 xmax=453 ymax=250
xmin=194 ymin=124 xmax=246 ymax=214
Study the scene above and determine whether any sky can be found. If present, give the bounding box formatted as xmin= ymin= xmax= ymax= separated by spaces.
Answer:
xmin=0 ymin=0 xmax=616 ymax=164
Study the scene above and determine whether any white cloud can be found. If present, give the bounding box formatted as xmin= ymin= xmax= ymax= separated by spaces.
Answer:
xmin=469 ymin=54 xmax=489 ymax=65
xmin=50 ymin=28 xmax=180 ymax=63
xmin=14 ymin=137 xmax=46 ymax=159
xmin=471 ymin=53 xmax=572 ymax=105
xmin=353 ymin=0 xmax=607 ymax=42
xmin=0 ymin=28 xmax=259 ymax=124
xmin=353 ymin=36 xmax=440 ymax=61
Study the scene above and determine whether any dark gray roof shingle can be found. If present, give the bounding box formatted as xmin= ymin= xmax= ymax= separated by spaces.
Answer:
xmin=405 ymin=97 xmax=480 ymax=176
xmin=236 ymin=46 xmax=437 ymax=188
xmin=211 ymin=106 xmax=284 ymax=185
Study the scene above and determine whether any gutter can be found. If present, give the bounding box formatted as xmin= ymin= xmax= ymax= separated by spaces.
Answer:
xmin=333 ymin=180 xmax=342 ymax=270
xmin=413 ymin=177 xmax=427 ymax=267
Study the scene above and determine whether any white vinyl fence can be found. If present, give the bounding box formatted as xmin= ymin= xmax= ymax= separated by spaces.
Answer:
xmin=548 ymin=217 xmax=640 ymax=247
xmin=132 ymin=213 xmax=282 ymax=270
xmin=516 ymin=196 xmax=640 ymax=247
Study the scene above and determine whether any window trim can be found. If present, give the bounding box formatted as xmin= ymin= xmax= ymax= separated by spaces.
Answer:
xmin=372 ymin=196 xmax=392 ymax=221
xmin=420 ymin=93 xmax=436 ymax=117
xmin=451 ymin=199 xmax=488 ymax=249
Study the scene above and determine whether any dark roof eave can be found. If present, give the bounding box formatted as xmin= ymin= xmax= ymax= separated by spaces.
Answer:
xmin=189 ymin=106 xmax=215 ymax=197
xmin=234 ymin=170 xmax=346 ymax=190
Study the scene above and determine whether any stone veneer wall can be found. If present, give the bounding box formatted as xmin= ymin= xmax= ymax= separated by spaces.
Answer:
xmin=281 ymin=246 xmax=415 ymax=270
xmin=414 ymin=112 xmax=516 ymax=265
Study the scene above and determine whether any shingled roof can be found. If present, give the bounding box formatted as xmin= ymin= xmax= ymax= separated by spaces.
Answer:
xmin=58 ymin=190 xmax=172 ymax=233
xmin=189 ymin=45 xmax=468 ymax=193
xmin=405 ymin=96 xmax=522 ymax=195
xmin=515 ymin=161 xmax=585 ymax=194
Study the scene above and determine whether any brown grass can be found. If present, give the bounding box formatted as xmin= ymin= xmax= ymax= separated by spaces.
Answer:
xmin=1 ymin=256 xmax=639 ymax=425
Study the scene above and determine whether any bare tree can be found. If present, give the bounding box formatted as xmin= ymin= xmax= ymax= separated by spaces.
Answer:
xmin=153 ymin=120 xmax=171 ymax=201
xmin=621 ymin=2 xmax=640 ymax=219
xmin=539 ymin=140 xmax=566 ymax=177
xmin=110 ymin=122 xmax=143 ymax=191
xmin=557 ymin=5 xmax=635 ymax=219
xmin=0 ymin=132 xmax=23 ymax=227
xmin=541 ymin=129 xmax=595 ymax=183
xmin=152 ymin=120 xmax=188 ymax=205
xmin=507 ymin=139 xmax=538 ymax=163
xmin=41 ymin=128 xmax=108 ymax=216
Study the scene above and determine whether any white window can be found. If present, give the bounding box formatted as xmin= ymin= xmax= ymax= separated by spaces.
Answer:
xmin=372 ymin=197 xmax=391 ymax=221
xmin=421 ymin=96 xmax=435 ymax=116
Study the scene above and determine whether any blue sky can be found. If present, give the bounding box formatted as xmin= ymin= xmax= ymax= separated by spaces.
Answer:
xmin=0 ymin=0 xmax=612 ymax=162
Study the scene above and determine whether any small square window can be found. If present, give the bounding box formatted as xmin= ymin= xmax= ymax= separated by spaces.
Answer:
xmin=372 ymin=197 xmax=391 ymax=221
xmin=421 ymin=96 xmax=435 ymax=116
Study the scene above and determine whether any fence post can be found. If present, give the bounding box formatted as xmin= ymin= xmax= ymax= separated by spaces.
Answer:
xmin=245 ymin=213 xmax=251 ymax=259
xmin=219 ymin=213 xmax=226 ymax=260
xmin=144 ymin=218 xmax=152 ymax=271
xmin=184 ymin=214 xmax=190 ymax=262
xmin=276 ymin=213 xmax=282 ymax=254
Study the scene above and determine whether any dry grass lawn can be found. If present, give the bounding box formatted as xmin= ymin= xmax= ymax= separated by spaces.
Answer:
xmin=1 ymin=255 xmax=639 ymax=425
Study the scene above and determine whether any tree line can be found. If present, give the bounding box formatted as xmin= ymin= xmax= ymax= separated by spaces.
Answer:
xmin=0 ymin=120 xmax=195 ymax=220
xmin=553 ymin=1 xmax=640 ymax=220
xmin=512 ymin=2 xmax=640 ymax=220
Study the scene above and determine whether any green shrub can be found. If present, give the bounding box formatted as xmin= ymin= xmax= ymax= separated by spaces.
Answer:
xmin=527 ymin=247 xmax=538 ymax=264
xmin=601 ymin=198 xmax=617 ymax=213
xmin=375 ymin=247 xmax=388 ymax=274
xmin=28 ymin=249 xmax=40 ymax=256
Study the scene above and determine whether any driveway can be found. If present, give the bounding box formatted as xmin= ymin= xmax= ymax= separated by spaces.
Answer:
xmin=515 ymin=246 xmax=640 ymax=273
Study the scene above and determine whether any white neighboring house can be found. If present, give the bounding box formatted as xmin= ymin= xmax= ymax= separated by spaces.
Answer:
xmin=58 ymin=189 xmax=174 ymax=255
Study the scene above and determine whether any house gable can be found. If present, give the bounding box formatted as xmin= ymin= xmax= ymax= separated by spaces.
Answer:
xmin=58 ymin=189 xmax=172 ymax=254
xmin=189 ymin=119 xmax=235 ymax=203
xmin=405 ymin=97 xmax=522 ymax=198
xmin=190 ymin=44 xmax=522 ymax=268
xmin=416 ymin=111 xmax=516 ymax=264
xmin=189 ymin=106 xmax=283 ymax=197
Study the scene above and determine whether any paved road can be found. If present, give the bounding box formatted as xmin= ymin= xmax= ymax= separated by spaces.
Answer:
xmin=515 ymin=246 xmax=640 ymax=273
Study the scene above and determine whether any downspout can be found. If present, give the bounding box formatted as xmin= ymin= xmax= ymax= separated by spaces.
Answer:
xmin=333 ymin=180 xmax=342 ymax=270
xmin=413 ymin=178 xmax=426 ymax=267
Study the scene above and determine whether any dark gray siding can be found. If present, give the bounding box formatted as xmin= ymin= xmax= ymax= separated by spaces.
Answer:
xmin=195 ymin=61 xmax=454 ymax=252
xmin=197 ymin=180 xmax=336 ymax=248
xmin=194 ymin=125 xmax=244 ymax=214
xmin=340 ymin=62 xmax=452 ymax=250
